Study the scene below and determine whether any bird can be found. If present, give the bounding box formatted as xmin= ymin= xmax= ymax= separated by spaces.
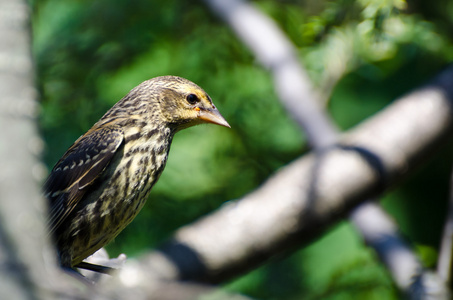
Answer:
xmin=43 ymin=76 xmax=230 ymax=272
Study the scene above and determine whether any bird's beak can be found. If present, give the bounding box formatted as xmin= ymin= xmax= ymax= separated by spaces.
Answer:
xmin=197 ymin=107 xmax=231 ymax=128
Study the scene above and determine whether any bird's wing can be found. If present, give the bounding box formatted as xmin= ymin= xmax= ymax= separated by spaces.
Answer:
xmin=44 ymin=125 xmax=124 ymax=234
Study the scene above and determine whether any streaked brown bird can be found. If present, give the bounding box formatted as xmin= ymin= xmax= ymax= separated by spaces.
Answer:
xmin=44 ymin=76 xmax=230 ymax=271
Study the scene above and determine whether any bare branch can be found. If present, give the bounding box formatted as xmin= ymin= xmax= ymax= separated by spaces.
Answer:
xmin=0 ymin=0 xmax=64 ymax=298
xmin=201 ymin=0 xmax=437 ymax=297
xmin=350 ymin=203 xmax=421 ymax=288
xmin=203 ymin=0 xmax=338 ymax=148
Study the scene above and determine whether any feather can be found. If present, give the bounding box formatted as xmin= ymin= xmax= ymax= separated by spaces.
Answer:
xmin=44 ymin=126 xmax=124 ymax=234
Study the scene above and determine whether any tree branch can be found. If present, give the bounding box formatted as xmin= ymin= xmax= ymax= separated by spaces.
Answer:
xmin=201 ymin=0 xmax=442 ymax=297
xmin=0 ymin=0 xmax=65 ymax=298
xmin=203 ymin=0 xmax=338 ymax=148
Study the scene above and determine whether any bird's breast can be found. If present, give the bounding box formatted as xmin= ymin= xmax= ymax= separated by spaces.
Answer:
xmin=107 ymin=129 xmax=172 ymax=212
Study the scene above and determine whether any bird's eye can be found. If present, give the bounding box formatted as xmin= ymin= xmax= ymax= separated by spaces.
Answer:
xmin=186 ymin=94 xmax=199 ymax=105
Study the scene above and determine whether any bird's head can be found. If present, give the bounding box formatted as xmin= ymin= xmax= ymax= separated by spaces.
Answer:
xmin=104 ymin=76 xmax=230 ymax=132
xmin=148 ymin=76 xmax=230 ymax=131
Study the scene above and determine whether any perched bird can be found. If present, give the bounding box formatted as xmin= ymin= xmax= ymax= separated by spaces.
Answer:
xmin=44 ymin=76 xmax=230 ymax=271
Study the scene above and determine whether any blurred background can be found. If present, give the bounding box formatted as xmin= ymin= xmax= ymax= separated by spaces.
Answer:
xmin=32 ymin=0 xmax=453 ymax=299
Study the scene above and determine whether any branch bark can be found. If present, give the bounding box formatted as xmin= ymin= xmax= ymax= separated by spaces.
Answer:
xmin=0 ymin=1 xmax=257 ymax=299
xmin=201 ymin=0 xmax=443 ymax=298
xmin=0 ymin=0 xmax=64 ymax=299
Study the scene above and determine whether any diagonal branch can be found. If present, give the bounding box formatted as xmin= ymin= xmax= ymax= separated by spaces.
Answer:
xmin=201 ymin=0 xmax=441 ymax=297
xmin=203 ymin=0 xmax=338 ymax=148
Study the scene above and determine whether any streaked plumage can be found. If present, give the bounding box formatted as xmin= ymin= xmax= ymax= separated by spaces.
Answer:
xmin=44 ymin=76 xmax=230 ymax=268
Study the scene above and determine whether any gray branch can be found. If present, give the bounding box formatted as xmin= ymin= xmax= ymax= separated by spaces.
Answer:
xmin=201 ymin=0 xmax=444 ymax=297
xmin=0 ymin=0 xmax=64 ymax=299
xmin=203 ymin=0 xmax=338 ymax=148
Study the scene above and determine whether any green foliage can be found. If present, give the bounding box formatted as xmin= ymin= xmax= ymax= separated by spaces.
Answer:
xmin=33 ymin=0 xmax=453 ymax=299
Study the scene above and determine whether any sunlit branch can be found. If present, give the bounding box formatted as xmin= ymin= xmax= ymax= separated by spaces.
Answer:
xmin=200 ymin=0 xmax=437 ymax=297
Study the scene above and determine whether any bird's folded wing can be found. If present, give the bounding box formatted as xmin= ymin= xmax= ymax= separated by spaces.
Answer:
xmin=44 ymin=125 xmax=124 ymax=234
